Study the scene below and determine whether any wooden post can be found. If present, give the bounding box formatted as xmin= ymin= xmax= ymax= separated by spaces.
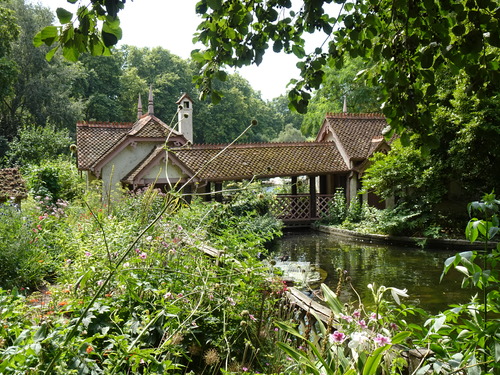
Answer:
xmin=319 ymin=175 xmax=327 ymax=195
xmin=309 ymin=176 xmax=317 ymax=219
xmin=182 ymin=184 xmax=192 ymax=204
xmin=291 ymin=176 xmax=298 ymax=195
xmin=204 ymin=183 xmax=212 ymax=202
xmin=215 ymin=182 xmax=223 ymax=202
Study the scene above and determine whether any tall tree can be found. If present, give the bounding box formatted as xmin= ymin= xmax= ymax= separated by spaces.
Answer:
xmin=0 ymin=0 xmax=20 ymax=157
xmin=121 ymin=46 xmax=197 ymax=123
xmin=0 ymin=0 xmax=19 ymax=104
xmin=1 ymin=0 xmax=82 ymax=142
xmin=35 ymin=0 xmax=499 ymax=149
xmin=301 ymin=57 xmax=381 ymax=137
xmin=195 ymin=73 xmax=280 ymax=144
xmin=72 ymin=52 xmax=125 ymax=122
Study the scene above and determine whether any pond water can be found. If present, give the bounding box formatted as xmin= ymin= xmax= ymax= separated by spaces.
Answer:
xmin=268 ymin=230 xmax=474 ymax=316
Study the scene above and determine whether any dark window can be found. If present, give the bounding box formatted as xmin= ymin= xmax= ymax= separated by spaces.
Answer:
xmin=184 ymin=101 xmax=190 ymax=109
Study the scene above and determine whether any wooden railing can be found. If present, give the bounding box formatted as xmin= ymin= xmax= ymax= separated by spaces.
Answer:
xmin=270 ymin=194 xmax=334 ymax=223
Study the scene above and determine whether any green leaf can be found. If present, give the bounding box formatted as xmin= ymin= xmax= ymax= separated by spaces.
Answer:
xmin=45 ymin=46 xmax=59 ymax=62
xmin=56 ymin=8 xmax=73 ymax=24
xmin=276 ymin=342 xmax=311 ymax=363
xmin=102 ymin=31 xmax=118 ymax=47
xmin=362 ymin=345 xmax=389 ymax=375
xmin=35 ymin=26 xmax=59 ymax=47
xmin=452 ymin=24 xmax=466 ymax=36
xmin=63 ymin=46 xmax=79 ymax=62
xmin=320 ymin=283 xmax=343 ymax=315
xmin=34 ymin=323 xmax=48 ymax=342
xmin=206 ymin=0 xmax=222 ymax=11
xmin=291 ymin=44 xmax=305 ymax=58
xmin=488 ymin=226 xmax=498 ymax=240
xmin=430 ymin=314 xmax=446 ymax=333
xmin=103 ymin=21 xmax=122 ymax=40
xmin=274 ymin=321 xmax=305 ymax=340
xmin=216 ymin=70 xmax=228 ymax=81
xmin=391 ymin=331 xmax=411 ymax=344
xmin=455 ymin=266 xmax=469 ymax=276
xmin=420 ymin=48 xmax=434 ymax=69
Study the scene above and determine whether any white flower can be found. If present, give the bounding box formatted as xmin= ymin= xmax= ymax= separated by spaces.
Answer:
xmin=389 ymin=287 xmax=409 ymax=305
xmin=348 ymin=331 xmax=369 ymax=350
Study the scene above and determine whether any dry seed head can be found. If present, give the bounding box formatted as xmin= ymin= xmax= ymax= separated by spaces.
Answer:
xmin=203 ymin=348 xmax=220 ymax=366
xmin=170 ymin=333 xmax=184 ymax=345
xmin=188 ymin=343 xmax=203 ymax=356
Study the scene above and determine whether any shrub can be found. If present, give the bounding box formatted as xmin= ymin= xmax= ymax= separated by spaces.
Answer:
xmin=322 ymin=188 xmax=347 ymax=225
xmin=25 ymin=157 xmax=84 ymax=206
xmin=346 ymin=196 xmax=363 ymax=223
xmin=6 ymin=123 xmax=72 ymax=167
xmin=0 ymin=202 xmax=63 ymax=290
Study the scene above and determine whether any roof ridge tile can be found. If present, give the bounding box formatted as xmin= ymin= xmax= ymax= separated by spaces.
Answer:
xmin=325 ymin=112 xmax=385 ymax=119
xmin=77 ymin=121 xmax=134 ymax=128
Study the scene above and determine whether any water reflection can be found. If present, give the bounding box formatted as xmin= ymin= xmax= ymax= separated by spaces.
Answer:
xmin=269 ymin=231 xmax=473 ymax=315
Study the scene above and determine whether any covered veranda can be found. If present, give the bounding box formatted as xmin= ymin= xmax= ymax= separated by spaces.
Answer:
xmin=168 ymin=141 xmax=352 ymax=226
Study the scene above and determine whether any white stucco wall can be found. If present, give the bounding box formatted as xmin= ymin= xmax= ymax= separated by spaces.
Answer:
xmin=101 ymin=142 xmax=158 ymax=194
xmin=143 ymin=159 xmax=184 ymax=181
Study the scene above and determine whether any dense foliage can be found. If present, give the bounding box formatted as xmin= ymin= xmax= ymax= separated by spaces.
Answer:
xmin=0 ymin=180 xmax=287 ymax=374
xmin=0 ymin=0 xmax=305 ymax=165
xmin=34 ymin=0 xmax=499 ymax=147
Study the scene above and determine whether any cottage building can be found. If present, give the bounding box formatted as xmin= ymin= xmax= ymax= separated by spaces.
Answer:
xmin=76 ymin=91 xmax=392 ymax=222
xmin=76 ymin=88 xmax=193 ymax=197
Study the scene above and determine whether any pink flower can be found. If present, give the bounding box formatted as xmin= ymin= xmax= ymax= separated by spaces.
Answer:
xmin=357 ymin=320 xmax=367 ymax=329
xmin=242 ymin=367 xmax=248 ymax=372
xmin=139 ymin=252 xmax=147 ymax=259
xmin=369 ymin=312 xmax=381 ymax=321
xmin=135 ymin=248 xmax=141 ymax=254
xmin=84 ymin=251 xmax=91 ymax=257
xmin=390 ymin=322 xmax=399 ymax=331
xmin=373 ymin=334 xmax=392 ymax=347
xmin=340 ymin=314 xmax=353 ymax=323
xmin=97 ymin=280 xmax=104 ymax=286
xmin=352 ymin=310 xmax=361 ymax=318
xmin=329 ymin=331 xmax=346 ymax=344
xmin=249 ymin=314 xmax=257 ymax=321
xmin=227 ymin=297 xmax=236 ymax=306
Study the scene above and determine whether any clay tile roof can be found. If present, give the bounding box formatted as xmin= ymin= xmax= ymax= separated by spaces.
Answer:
xmin=171 ymin=142 xmax=349 ymax=181
xmin=76 ymin=122 xmax=132 ymax=170
xmin=122 ymin=146 xmax=164 ymax=185
xmin=0 ymin=168 xmax=28 ymax=201
xmin=129 ymin=115 xmax=182 ymax=138
xmin=325 ymin=113 xmax=387 ymax=160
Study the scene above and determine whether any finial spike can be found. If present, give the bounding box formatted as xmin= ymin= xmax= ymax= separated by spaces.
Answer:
xmin=148 ymin=85 xmax=154 ymax=115
xmin=137 ymin=94 xmax=143 ymax=119
xmin=343 ymin=95 xmax=347 ymax=113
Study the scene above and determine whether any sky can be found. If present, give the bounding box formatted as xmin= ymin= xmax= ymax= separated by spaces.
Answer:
xmin=34 ymin=0 xmax=337 ymax=100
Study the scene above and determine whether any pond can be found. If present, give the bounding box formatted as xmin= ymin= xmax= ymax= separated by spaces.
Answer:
xmin=269 ymin=230 xmax=474 ymax=316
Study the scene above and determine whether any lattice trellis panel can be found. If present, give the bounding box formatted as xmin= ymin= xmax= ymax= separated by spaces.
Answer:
xmin=316 ymin=195 xmax=334 ymax=218
xmin=270 ymin=195 xmax=311 ymax=220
